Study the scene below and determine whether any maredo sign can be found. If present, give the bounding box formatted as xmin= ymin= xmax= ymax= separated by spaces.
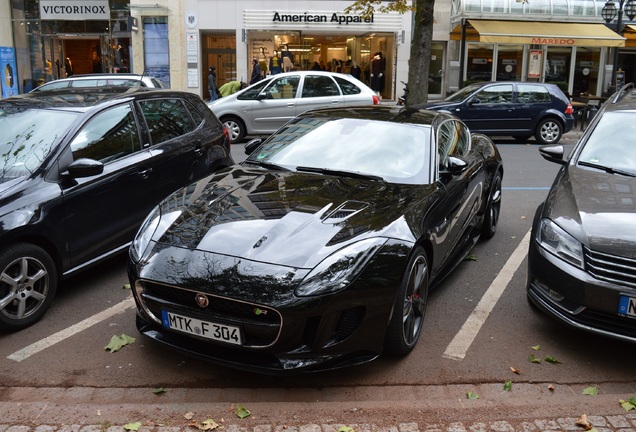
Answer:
xmin=531 ymin=37 xmax=575 ymax=45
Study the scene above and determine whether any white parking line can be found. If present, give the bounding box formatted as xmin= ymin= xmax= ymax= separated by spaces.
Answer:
xmin=443 ymin=230 xmax=531 ymax=361
xmin=7 ymin=296 xmax=135 ymax=362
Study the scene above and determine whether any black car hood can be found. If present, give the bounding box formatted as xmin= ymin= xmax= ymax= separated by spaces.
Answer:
xmin=155 ymin=166 xmax=431 ymax=269
xmin=546 ymin=165 xmax=636 ymax=257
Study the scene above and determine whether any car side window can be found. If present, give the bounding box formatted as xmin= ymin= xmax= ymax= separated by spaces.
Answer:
xmin=437 ymin=120 xmax=469 ymax=166
xmin=302 ymin=75 xmax=340 ymax=98
xmin=183 ymin=100 xmax=204 ymax=127
xmin=139 ymin=98 xmax=196 ymax=145
xmin=476 ymin=84 xmax=513 ymax=104
xmin=262 ymin=76 xmax=300 ymax=100
xmin=70 ymin=103 xmax=141 ymax=163
xmin=517 ymin=84 xmax=551 ymax=103
xmin=238 ymin=79 xmax=270 ymax=100
xmin=334 ymin=76 xmax=361 ymax=95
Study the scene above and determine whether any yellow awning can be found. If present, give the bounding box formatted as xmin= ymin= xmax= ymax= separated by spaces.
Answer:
xmin=623 ymin=24 xmax=636 ymax=47
xmin=450 ymin=20 xmax=625 ymax=47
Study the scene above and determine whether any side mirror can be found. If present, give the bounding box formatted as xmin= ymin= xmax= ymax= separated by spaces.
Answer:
xmin=467 ymin=97 xmax=481 ymax=106
xmin=256 ymin=93 xmax=268 ymax=101
xmin=440 ymin=156 xmax=468 ymax=175
xmin=538 ymin=145 xmax=567 ymax=165
xmin=244 ymin=138 xmax=263 ymax=155
xmin=67 ymin=158 xmax=104 ymax=178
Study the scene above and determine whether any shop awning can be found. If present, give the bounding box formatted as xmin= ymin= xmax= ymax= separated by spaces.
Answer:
xmin=623 ymin=24 xmax=636 ymax=47
xmin=450 ymin=20 xmax=625 ymax=47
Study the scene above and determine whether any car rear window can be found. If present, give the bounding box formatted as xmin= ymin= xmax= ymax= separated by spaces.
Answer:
xmin=516 ymin=84 xmax=551 ymax=103
xmin=334 ymin=76 xmax=361 ymax=95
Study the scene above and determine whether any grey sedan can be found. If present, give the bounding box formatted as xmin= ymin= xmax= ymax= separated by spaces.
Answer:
xmin=208 ymin=71 xmax=380 ymax=143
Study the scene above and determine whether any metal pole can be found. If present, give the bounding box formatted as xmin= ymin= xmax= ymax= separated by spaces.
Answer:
xmin=611 ymin=4 xmax=624 ymax=94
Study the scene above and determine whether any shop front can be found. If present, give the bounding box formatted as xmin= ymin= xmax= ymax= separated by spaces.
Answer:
xmin=9 ymin=0 xmax=133 ymax=93
xmin=190 ymin=4 xmax=410 ymax=102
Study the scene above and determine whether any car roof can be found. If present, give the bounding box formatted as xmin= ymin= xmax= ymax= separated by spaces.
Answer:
xmin=601 ymin=84 xmax=636 ymax=112
xmin=297 ymin=105 xmax=451 ymax=126
xmin=1 ymin=87 xmax=179 ymax=111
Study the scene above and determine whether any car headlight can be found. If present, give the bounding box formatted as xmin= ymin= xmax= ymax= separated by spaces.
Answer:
xmin=536 ymin=218 xmax=584 ymax=269
xmin=130 ymin=206 xmax=181 ymax=262
xmin=295 ymin=238 xmax=387 ymax=297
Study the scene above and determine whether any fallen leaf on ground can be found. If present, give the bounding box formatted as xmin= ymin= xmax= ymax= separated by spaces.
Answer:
xmin=184 ymin=412 xmax=195 ymax=420
xmin=104 ymin=334 xmax=136 ymax=352
xmin=236 ymin=403 xmax=250 ymax=419
xmin=531 ymin=345 xmax=541 ymax=351
xmin=575 ymin=414 xmax=593 ymax=430
xmin=464 ymin=255 xmax=478 ymax=261
xmin=338 ymin=427 xmax=354 ymax=432
xmin=582 ymin=386 xmax=599 ymax=396
xmin=619 ymin=395 xmax=636 ymax=411
xmin=153 ymin=387 xmax=166 ymax=394
xmin=545 ymin=355 xmax=562 ymax=364
xmin=466 ymin=391 xmax=479 ymax=399
xmin=548 ymin=384 xmax=555 ymax=391
xmin=123 ymin=283 xmax=131 ymax=289
xmin=123 ymin=422 xmax=142 ymax=431
xmin=528 ymin=354 xmax=541 ymax=363
xmin=510 ymin=367 xmax=521 ymax=374
xmin=504 ymin=380 xmax=512 ymax=391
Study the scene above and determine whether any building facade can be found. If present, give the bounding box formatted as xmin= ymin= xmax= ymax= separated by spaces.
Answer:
xmin=1 ymin=0 xmax=634 ymax=101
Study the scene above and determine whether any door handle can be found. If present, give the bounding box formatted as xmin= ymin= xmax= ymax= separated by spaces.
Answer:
xmin=138 ymin=168 xmax=153 ymax=179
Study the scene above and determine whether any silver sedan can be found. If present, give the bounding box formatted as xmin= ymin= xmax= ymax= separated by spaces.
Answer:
xmin=208 ymin=70 xmax=380 ymax=143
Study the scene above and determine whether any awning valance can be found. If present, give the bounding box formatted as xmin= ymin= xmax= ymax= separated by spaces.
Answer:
xmin=623 ymin=24 xmax=636 ymax=47
xmin=450 ymin=20 xmax=625 ymax=47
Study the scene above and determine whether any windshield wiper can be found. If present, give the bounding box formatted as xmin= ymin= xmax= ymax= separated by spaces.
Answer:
xmin=295 ymin=166 xmax=384 ymax=181
xmin=578 ymin=161 xmax=636 ymax=177
xmin=244 ymin=160 xmax=291 ymax=171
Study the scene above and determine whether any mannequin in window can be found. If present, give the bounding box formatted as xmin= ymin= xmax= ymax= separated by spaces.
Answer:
xmin=64 ymin=57 xmax=74 ymax=77
xmin=370 ymin=52 xmax=385 ymax=95
xmin=281 ymin=44 xmax=293 ymax=72
xmin=270 ymin=50 xmax=282 ymax=75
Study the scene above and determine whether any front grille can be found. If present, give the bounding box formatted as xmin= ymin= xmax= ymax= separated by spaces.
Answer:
xmin=585 ymin=247 xmax=636 ymax=288
xmin=140 ymin=281 xmax=281 ymax=347
xmin=573 ymin=307 xmax=636 ymax=339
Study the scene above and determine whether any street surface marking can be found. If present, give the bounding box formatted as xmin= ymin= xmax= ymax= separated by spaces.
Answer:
xmin=7 ymin=296 xmax=135 ymax=362
xmin=443 ymin=230 xmax=531 ymax=361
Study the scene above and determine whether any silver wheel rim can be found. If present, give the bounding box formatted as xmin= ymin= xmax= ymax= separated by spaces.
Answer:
xmin=0 ymin=256 xmax=50 ymax=320
xmin=540 ymin=121 xmax=560 ymax=143
xmin=489 ymin=176 xmax=502 ymax=230
xmin=402 ymin=255 xmax=428 ymax=346
xmin=223 ymin=120 xmax=241 ymax=142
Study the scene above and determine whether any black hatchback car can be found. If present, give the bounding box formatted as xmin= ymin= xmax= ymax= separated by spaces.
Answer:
xmin=527 ymin=83 xmax=636 ymax=342
xmin=418 ymin=81 xmax=574 ymax=144
xmin=0 ymin=87 xmax=233 ymax=331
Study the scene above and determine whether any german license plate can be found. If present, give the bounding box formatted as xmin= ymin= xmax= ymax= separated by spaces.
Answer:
xmin=618 ymin=295 xmax=636 ymax=318
xmin=161 ymin=310 xmax=242 ymax=345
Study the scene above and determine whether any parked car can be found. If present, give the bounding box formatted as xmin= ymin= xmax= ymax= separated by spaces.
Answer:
xmin=527 ymin=83 xmax=636 ymax=342
xmin=0 ymin=87 xmax=233 ymax=332
xmin=417 ymin=81 xmax=574 ymax=144
xmin=207 ymin=70 xmax=380 ymax=143
xmin=31 ymin=73 xmax=167 ymax=92
xmin=128 ymin=105 xmax=503 ymax=374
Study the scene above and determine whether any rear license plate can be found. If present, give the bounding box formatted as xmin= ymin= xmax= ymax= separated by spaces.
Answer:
xmin=161 ymin=310 xmax=242 ymax=345
xmin=618 ymin=295 xmax=636 ymax=318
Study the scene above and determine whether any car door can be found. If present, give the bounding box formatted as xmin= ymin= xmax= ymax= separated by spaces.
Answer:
xmin=137 ymin=97 xmax=210 ymax=198
xmin=249 ymin=74 xmax=301 ymax=134
xmin=297 ymin=74 xmax=344 ymax=115
xmin=430 ymin=120 xmax=483 ymax=269
xmin=60 ymin=102 xmax=157 ymax=269
xmin=515 ymin=83 xmax=553 ymax=132
xmin=459 ymin=83 xmax=516 ymax=133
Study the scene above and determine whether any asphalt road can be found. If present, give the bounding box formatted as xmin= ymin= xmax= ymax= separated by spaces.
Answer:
xmin=1 ymin=133 xmax=635 ymax=428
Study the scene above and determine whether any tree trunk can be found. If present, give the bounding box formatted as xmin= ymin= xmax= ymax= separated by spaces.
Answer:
xmin=407 ymin=0 xmax=435 ymax=106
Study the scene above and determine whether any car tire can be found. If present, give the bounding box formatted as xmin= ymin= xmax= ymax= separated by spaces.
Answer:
xmin=384 ymin=247 xmax=429 ymax=356
xmin=0 ymin=243 xmax=58 ymax=332
xmin=222 ymin=116 xmax=246 ymax=144
xmin=481 ymin=171 xmax=502 ymax=240
xmin=535 ymin=118 xmax=563 ymax=144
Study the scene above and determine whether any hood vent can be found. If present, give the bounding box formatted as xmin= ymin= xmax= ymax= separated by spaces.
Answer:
xmin=322 ymin=200 xmax=369 ymax=224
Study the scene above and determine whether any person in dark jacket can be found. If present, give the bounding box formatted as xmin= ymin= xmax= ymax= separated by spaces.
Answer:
xmin=208 ymin=66 xmax=218 ymax=101
xmin=250 ymin=58 xmax=261 ymax=85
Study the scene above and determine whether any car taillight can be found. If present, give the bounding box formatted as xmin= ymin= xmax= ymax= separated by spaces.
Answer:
xmin=565 ymin=103 xmax=574 ymax=115
xmin=372 ymin=95 xmax=380 ymax=105
xmin=222 ymin=127 xmax=231 ymax=149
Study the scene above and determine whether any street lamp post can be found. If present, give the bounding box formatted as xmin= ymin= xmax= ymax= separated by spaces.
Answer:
xmin=602 ymin=0 xmax=636 ymax=93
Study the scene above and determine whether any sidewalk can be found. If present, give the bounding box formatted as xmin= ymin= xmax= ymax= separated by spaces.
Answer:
xmin=2 ymin=382 xmax=636 ymax=431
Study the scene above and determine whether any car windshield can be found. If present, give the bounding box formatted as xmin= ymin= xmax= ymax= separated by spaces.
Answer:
xmin=578 ymin=112 xmax=636 ymax=175
xmin=0 ymin=106 xmax=78 ymax=179
xmin=444 ymin=83 xmax=482 ymax=102
xmin=245 ymin=116 xmax=431 ymax=184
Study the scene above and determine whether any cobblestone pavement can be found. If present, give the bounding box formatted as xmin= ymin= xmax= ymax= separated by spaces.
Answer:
xmin=2 ymin=383 xmax=636 ymax=432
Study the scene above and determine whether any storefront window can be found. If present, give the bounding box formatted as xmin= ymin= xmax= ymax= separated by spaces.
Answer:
xmin=573 ymin=47 xmax=601 ymax=96
xmin=545 ymin=46 xmax=572 ymax=94
xmin=143 ymin=16 xmax=169 ymax=88
xmin=466 ymin=43 xmax=493 ymax=84
xmin=496 ymin=45 xmax=523 ymax=81
xmin=429 ymin=43 xmax=445 ymax=95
